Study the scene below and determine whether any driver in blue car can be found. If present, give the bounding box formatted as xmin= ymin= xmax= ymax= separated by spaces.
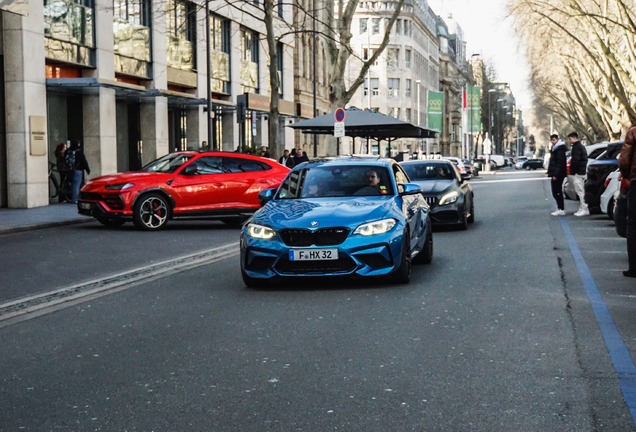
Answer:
xmin=355 ymin=169 xmax=387 ymax=196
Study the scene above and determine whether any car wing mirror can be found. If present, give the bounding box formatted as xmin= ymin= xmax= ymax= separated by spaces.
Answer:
xmin=258 ymin=188 xmax=276 ymax=206
xmin=181 ymin=164 xmax=199 ymax=175
xmin=398 ymin=183 xmax=422 ymax=196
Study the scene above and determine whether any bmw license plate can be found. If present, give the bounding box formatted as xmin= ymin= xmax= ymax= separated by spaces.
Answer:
xmin=289 ymin=249 xmax=339 ymax=261
xmin=79 ymin=202 xmax=91 ymax=210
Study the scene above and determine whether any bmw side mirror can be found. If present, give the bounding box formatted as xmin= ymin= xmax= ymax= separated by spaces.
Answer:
xmin=398 ymin=183 xmax=422 ymax=196
xmin=182 ymin=164 xmax=199 ymax=175
xmin=258 ymin=188 xmax=276 ymax=206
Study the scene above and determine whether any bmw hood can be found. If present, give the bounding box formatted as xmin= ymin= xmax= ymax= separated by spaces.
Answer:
xmin=253 ymin=197 xmax=396 ymax=229
xmin=411 ymin=180 xmax=453 ymax=194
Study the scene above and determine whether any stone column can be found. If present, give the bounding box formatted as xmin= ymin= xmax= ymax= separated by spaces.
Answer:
xmin=186 ymin=107 xmax=200 ymax=150
xmin=140 ymin=97 xmax=169 ymax=164
xmin=3 ymin=6 xmax=48 ymax=208
xmin=83 ymin=88 xmax=117 ymax=178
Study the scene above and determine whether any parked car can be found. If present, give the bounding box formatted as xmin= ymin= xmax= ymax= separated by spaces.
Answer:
xmin=400 ymin=159 xmax=474 ymax=230
xmin=521 ymin=159 xmax=545 ymax=170
xmin=463 ymin=159 xmax=478 ymax=177
xmin=614 ymin=178 xmax=630 ymax=238
xmin=565 ymin=142 xmax=610 ymax=200
xmin=584 ymin=142 xmax=623 ymax=213
xmin=240 ymin=157 xmax=433 ymax=287
xmin=600 ymin=169 xmax=620 ymax=219
xmin=515 ymin=156 xmax=528 ymax=169
xmin=443 ymin=157 xmax=471 ymax=180
xmin=480 ymin=154 xmax=505 ymax=167
xmin=78 ymin=152 xmax=290 ymax=230
xmin=473 ymin=158 xmax=497 ymax=171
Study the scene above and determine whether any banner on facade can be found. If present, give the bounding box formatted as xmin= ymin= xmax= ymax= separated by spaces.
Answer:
xmin=427 ymin=92 xmax=444 ymax=133
xmin=467 ymin=86 xmax=481 ymax=134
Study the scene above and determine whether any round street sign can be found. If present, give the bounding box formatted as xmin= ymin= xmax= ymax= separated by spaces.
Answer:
xmin=335 ymin=108 xmax=345 ymax=123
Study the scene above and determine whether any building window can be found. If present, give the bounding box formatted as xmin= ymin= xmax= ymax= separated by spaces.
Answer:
xmin=371 ymin=107 xmax=380 ymax=112
xmin=387 ymin=48 xmax=399 ymax=67
xmin=113 ymin=0 xmax=151 ymax=77
xmin=44 ymin=0 xmax=95 ymax=66
xmin=406 ymin=79 xmax=411 ymax=97
xmin=210 ymin=15 xmax=231 ymax=93
xmin=372 ymin=18 xmax=380 ymax=34
xmin=396 ymin=19 xmax=401 ymax=34
xmin=166 ymin=0 xmax=196 ymax=71
xmin=452 ymin=123 xmax=458 ymax=142
xmin=406 ymin=108 xmax=411 ymax=122
xmin=405 ymin=49 xmax=411 ymax=68
xmin=360 ymin=18 xmax=367 ymax=34
xmin=240 ymin=28 xmax=259 ymax=93
xmin=388 ymin=107 xmax=400 ymax=119
xmin=370 ymin=78 xmax=379 ymax=96
xmin=388 ymin=78 xmax=399 ymax=97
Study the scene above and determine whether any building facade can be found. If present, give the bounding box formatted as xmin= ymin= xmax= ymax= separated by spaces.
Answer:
xmin=0 ymin=0 xmax=296 ymax=208
xmin=346 ymin=0 xmax=440 ymax=156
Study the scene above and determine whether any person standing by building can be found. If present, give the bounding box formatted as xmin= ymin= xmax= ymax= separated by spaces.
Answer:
xmin=68 ymin=140 xmax=90 ymax=204
xmin=294 ymin=148 xmax=309 ymax=165
xmin=617 ymin=118 xmax=636 ymax=277
xmin=547 ymin=134 xmax=567 ymax=216
xmin=279 ymin=149 xmax=296 ymax=168
xmin=567 ymin=132 xmax=589 ymax=216
xmin=260 ymin=146 xmax=270 ymax=158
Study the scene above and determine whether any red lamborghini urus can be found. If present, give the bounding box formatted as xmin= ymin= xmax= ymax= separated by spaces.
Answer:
xmin=78 ymin=152 xmax=290 ymax=230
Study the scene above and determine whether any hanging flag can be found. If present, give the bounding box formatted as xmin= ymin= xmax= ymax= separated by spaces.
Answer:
xmin=427 ymin=92 xmax=444 ymax=133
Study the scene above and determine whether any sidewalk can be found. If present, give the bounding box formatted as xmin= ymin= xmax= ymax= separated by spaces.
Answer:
xmin=0 ymin=202 xmax=91 ymax=235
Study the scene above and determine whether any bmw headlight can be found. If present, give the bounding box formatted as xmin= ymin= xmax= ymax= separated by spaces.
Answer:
xmin=353 ymin=218 xmax=397 ymax=236
xmin=439 ymin=191 xmax=459 ymax=205
xmin=105 ymin=183 xmax=135 ymax=190
xmin=246 ymin=223 xmax=276 ymax=239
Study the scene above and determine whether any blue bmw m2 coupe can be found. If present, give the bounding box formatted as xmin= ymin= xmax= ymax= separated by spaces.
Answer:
xmin=240 ymin=157 xmax=433 ymax=286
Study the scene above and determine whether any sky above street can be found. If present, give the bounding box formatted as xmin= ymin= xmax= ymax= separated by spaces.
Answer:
xmin=428 ymin=0 xmax=533 ymax=111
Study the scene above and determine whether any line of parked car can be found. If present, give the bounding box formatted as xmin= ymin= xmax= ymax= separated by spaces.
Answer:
xmin=75 ymin=151 xmax=477 ymax=286
xmin=563 ymin=140 xmax=629 ymax=237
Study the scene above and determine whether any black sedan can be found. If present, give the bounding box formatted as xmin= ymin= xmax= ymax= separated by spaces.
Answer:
xmin=400 ymin=160 xmax=474 ymax=230
xmin=522 ymin=159 xmax=545 ymax=170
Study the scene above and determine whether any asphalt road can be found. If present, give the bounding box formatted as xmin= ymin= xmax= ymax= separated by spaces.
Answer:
xmin=1 ymin=170 xmax=635 ymax=431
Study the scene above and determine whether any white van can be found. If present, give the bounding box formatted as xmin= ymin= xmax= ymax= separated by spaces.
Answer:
xmin=479 ymin=154 xmax=505 ymax=167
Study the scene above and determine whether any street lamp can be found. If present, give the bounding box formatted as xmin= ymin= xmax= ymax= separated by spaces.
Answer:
xmin=416 ymin=79 xmax=422 ymax=157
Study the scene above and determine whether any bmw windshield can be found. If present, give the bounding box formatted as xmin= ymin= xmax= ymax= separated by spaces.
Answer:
xmin=276 ymin=165 xmax=394 ymax=199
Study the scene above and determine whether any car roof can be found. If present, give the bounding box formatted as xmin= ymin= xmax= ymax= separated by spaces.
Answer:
xmin=400 ymin=159 xmax=453 ymax=165
xmin=293 ymin=156 xmax=394 ymax=169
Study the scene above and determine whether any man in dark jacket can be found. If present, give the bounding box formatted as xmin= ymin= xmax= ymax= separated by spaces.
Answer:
xmin=547 ymin=134 xmax=567 ymax=216
xmin=617 ymin=118 xmax=636 ymax=277
xmin=294 ymin=149 xmax=309 ymax=165
xmin=278 ymin=149 xmax=296 ymax=168
xmin=567 ymin=131 xmax=589 ymax=216
xmin=69 ymin=140 xmax=90 ymax=204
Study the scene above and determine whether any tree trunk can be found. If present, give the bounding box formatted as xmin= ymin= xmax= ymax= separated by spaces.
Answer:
xmin=264 ymin=0 xmax=282 ymax=161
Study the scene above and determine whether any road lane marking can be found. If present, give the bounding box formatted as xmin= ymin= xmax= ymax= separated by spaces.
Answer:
xmin=559 ymin=217 xmax=636 ymax=425
xmin=471 ymin=177 xmax=550 ymax=184
xmin=0 ymin=243 xmax=239 ymax=328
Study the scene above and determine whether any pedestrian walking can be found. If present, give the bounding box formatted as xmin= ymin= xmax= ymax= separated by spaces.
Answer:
xmin=617 ymin=118 xmax=636 ymax=277
xmin=279 ymin=149 xmax=296 ymax=168
xmin=68 ymin=140 xmax=90 ymax=204
xmin=567 ymin=132 xmax=589 ymax=216
xmin=54 ymin=142 xmax=72 ymax=202
xmin=547 ymin=134 xmax=567 ymax=216
xmin=294 ymin=149 xmax=309 ymax=165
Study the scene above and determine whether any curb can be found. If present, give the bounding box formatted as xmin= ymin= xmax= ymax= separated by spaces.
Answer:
xmin=0 ymin=218 xmax=92 ymax=236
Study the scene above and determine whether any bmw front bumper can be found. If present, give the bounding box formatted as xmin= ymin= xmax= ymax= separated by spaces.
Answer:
xmin=240 ymin=225 xmax=406 ymax=280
